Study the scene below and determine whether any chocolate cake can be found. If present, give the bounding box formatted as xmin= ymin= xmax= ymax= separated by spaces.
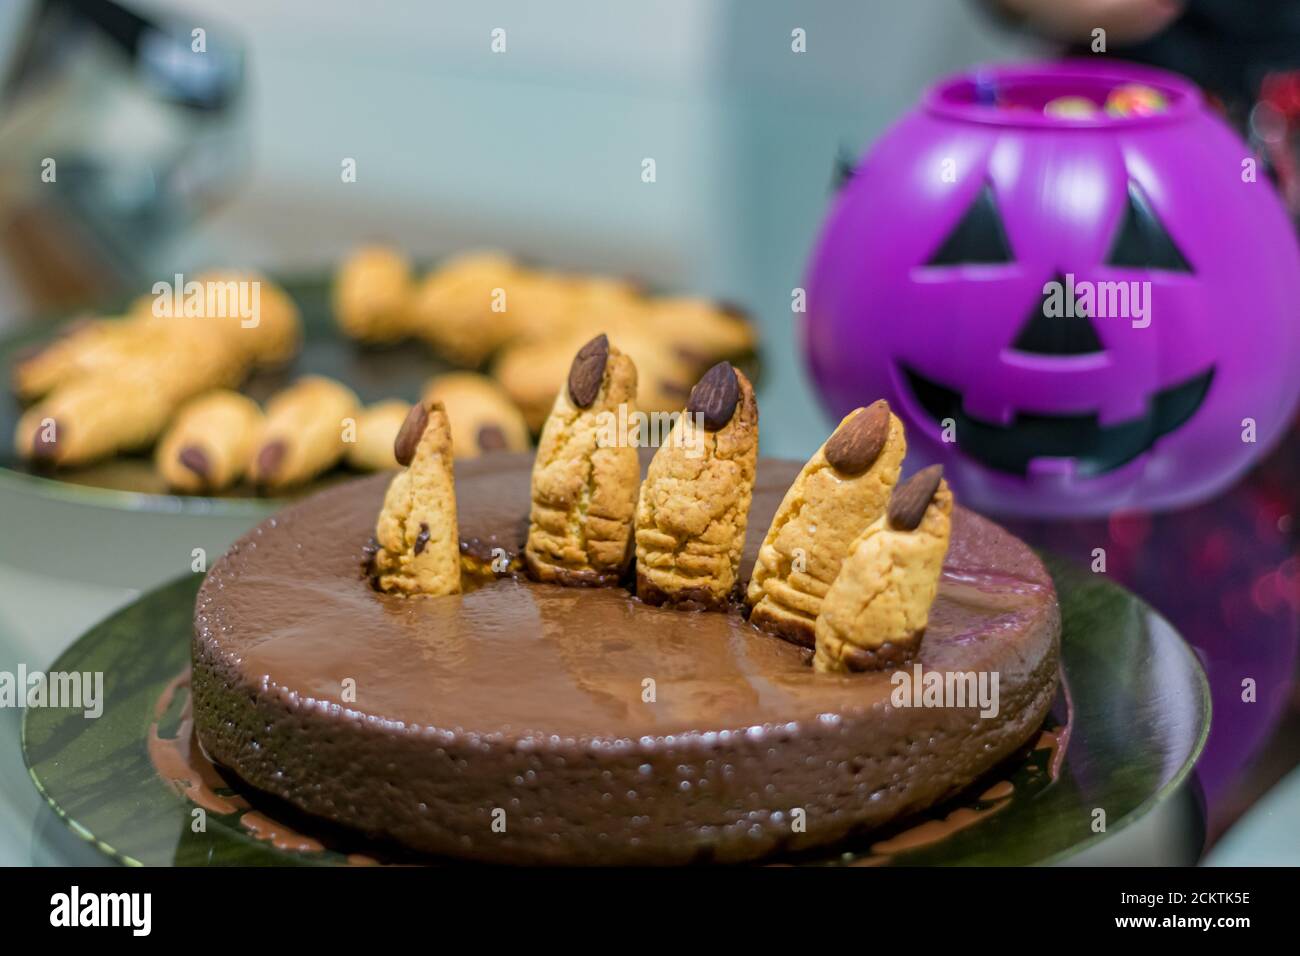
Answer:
xmin=192 ymin=453 xmax=1060 ymax=865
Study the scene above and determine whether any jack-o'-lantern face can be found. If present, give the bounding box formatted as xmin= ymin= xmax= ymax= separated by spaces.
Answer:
xmin=804 ymin=63 xmax=1300 ymax=516
xmin=902 ymin=180 xmax=1213 ymax=478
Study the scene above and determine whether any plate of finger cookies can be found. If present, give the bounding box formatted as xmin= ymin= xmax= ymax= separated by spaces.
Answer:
xmin=1 ymin=247 xmax=758 ymax=511
xmin=24 ymin=338 xmax=1208 ymax=866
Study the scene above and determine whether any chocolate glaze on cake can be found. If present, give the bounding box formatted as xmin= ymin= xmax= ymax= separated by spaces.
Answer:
xmin=192 ymin=454 xmax=1060 ymax=865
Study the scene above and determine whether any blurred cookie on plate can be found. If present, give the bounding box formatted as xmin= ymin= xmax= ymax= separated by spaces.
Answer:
xmin=156 ymin=390 xmax=264 ymax=493
xmin=11 ymin=314 xmax=152 ymax=401
xmin=131 ymin=270 xmax=302 ymax=368
xmin=423 ymin=372 xmax=530 ymax=458
xmin=491 ymin=299 xmax=756 ymax=432
xmin=14 ymin=321 xmax=246 ymax=467
xmin=408 ymin=251 xmax=521 ymax=366
xmin=333 ymin=246 xmax=416 ymax=344
xmin=345 ymin=399 xmax=412 ymax=472
xmin=250 ymin=376 xmax=360 ymax=491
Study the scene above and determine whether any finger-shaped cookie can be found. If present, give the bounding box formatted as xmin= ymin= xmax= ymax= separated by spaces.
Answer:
xmin=136 ymin=271 xmax=302 ymax=368
xmin=492 ymin=299 xmax=754 ymax=430
xmin=333 ymin=246 xmax=415 ymax=344
xmin=368 ymin=401 xmax=461 ymax=596
xmin=510 ymin=273 xmax=642 ymax=345
xmin=525 ymin=334 xmax=640 ymax=586
xmin=491 ymin=334 xmax=584 ymax=432
xmin=345 ymin=400 xmax=412 ymax=471
xmin=746 ymin=401 xmax=906 ymax=646
xmin=11 ymin=315 xmax=152 ymax=400
xmin=494 ymin=325 xmax=693 ymax=431
xmin=201 ymin=270 xmax=302 ymax=368
xmin=409 ymin=251 xmax=520 ymax=366
xmin=423 ymin=372 xmax=530 ymax=459
xmin=20 ymin=271 xmax=290 ymax=410
xmin=155 ymin=390 xmax=263 ymax=493
xmin=634 ymin=362 xmax=758 ymax=610
xmin=14 ymin=323 xmax=246 ymax=467
xmin=15 ymin=373 xmax=177 ymax=467
xmin=643 ymin=298 xmax=758 ymax=368
xmin=602 ymin=326 xmax=700 ymax=419
xmin=249 ymin=376 xmax=360 ymax=490
xmin=813 ymin=466 xmax=953 ymax=673
xmin=571 ymin=297 xmax=754 ymax=411
xmin=154 ymin=320 xmax=253 ymax=392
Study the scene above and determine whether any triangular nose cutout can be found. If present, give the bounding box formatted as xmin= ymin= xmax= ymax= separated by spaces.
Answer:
xmin=1012 ymin=276 xmax=1105 ymax=356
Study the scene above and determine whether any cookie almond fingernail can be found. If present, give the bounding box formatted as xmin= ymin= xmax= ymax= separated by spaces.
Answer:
xmin=31 ymin=421 xmax=59 ymax=461
xmin=824 ymin=400 xmax=890 ymax=475
xmin=393 ymin=402 xmax=429 ymax=467
xmin=477 ymin=424 xmax=507 ymax=452
xmin=156 ymin=390 xmax=262 ymax=493
xmin=746 ymin=402 xmax=906 ymax=646
xmin=370 ymin=402 xmax=461 ymax=596
xmin=687 ymin=361 xmax=739 ymax=431
xmin=251 ymin=377 xmax=359 ymax=489
xmin=637 ymin=367 xmax=758 ymax=609
xmin=257 ymin=439 xmax=287 ymax=480
xmin=526 ymin=336 xmax=640 ymax=586
xmin=888 ymin=464 xmax=944 ymax=531
xmin=567 ymin=333 xmax=609 ymax=408
xmin=814 ymin=470 xmax=953 ymax=673
xmin=179 ymin=445 xmax=211 ymax=480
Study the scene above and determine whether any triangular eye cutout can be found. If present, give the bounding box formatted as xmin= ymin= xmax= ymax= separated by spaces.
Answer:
xmin=1106 ymin=183 xmax=1193 ymax=272
xmin=1012 ymin=275 xmax=1105 ymax=356
xmin=831 ymin=143 xmax=858 ymax=192
xmin=925 ymin=185 xmax=1013 ymax=266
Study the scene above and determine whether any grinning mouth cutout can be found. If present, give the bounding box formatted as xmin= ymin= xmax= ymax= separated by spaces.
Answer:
xmin=902 ymin=365 xmax=1216 ymax=477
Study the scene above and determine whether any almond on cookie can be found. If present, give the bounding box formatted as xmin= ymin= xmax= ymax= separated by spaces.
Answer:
xmin=634 ymin=361 xmax=758 ymax=610
xmin=156 ymin=389 xmax=263 ymax=493
xmin=249 ymin=375 xmax=360 ymax=490
xmin=747 ymin=400 xmax=906 ymax=647
xmin=525 ymin=333 xmax=641 ymax=586
xmin=813 ymin=465 xmax=953 ymax=673
xmin=369 ymin=400 xmax=462 ymax=596
xmin=345 ymin=399 xmax=413 ymax=472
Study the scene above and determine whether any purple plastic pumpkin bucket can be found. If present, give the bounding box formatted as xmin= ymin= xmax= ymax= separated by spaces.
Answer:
xmin=804 ymin=60 xmax=1300 ymax=517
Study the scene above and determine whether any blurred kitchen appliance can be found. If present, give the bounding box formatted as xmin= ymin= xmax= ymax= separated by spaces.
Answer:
xmin=0 ymin=0 xmax=245 ymax=316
